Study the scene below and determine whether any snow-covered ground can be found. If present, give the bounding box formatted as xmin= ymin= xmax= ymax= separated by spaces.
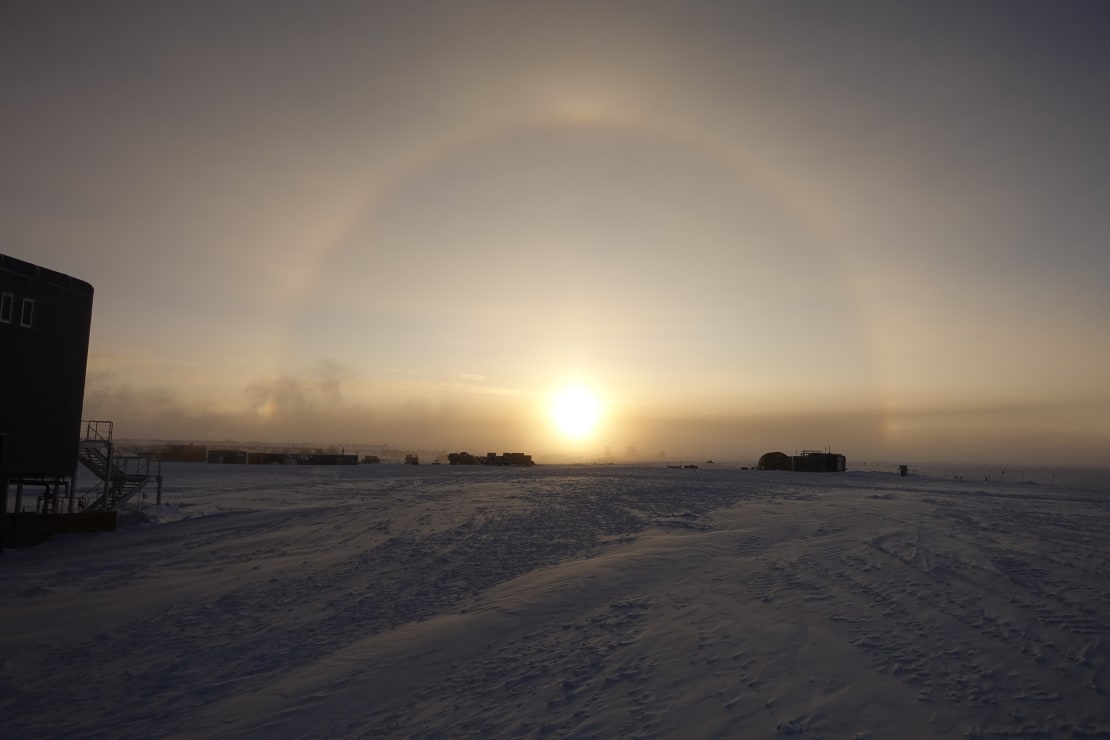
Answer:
xmin=3 ymin=463 xmax=1109 ymax=739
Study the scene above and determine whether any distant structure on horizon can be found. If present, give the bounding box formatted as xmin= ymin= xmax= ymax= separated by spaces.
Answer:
xmin=757 ymin=450 xmax=847 ymax=472
xmin=757 ymin=452 xmax=791 ymax=471
xmin=792 ymin=450 xmax=847 ymax=472
xmin=206 ymin=449 xmax=357 ymax=465
xmin=448 ymin=451 xmax=534 ymax=466
xmin=158 ymin=443 xmax=207 ymax=463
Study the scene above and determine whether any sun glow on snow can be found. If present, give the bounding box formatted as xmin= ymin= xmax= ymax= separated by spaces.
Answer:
xmin=551 ymin=386 xmax=601 ymax=439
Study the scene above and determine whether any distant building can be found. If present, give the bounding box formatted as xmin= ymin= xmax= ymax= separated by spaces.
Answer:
xmin=486 ymin=452 xmax=534 ymax=466
xmin=757 ymin=452 xmax=791 ymax=471
xmin=791 ymin=450 xmax=846 ymax=472
xmin=207 ymin=449 xmax=249 ymax=464
xmin=206 ymin=449 xmax=356 ymax=465
xmin=302 ymin=453 xmax=357 ymax=466
xmin=158 ymin=444 xmax=207 ymax=463
xmin=447 ymin=451 xmax=534 ymax=466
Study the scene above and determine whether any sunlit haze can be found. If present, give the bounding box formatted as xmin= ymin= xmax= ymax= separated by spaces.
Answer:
xmin=3 ymin=2 xmax=1108 ymax=464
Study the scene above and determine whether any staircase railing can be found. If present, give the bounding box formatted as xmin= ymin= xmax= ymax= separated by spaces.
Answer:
xmin=83 ymin=419 xmax=114 ymax=445
xmin=78 ymin=420 xmax=161 ymax=512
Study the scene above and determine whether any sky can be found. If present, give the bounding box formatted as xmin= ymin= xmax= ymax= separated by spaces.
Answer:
xmin=3 ymin=1 xmax=1109 ymax=464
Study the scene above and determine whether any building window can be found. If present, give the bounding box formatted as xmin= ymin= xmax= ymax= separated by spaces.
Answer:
xmin=0 ymin=292 xmax=12 ymax=323
xmin=20 ymin=297 xmax=34 ymax=327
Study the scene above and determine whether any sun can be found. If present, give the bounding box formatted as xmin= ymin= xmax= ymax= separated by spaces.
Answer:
xmin=551 ymin=386 xmax=601 ymax=439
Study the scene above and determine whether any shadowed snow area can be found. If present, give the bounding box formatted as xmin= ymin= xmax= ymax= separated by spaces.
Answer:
xmin=3 ymin=464 xmax=1110 ymax=738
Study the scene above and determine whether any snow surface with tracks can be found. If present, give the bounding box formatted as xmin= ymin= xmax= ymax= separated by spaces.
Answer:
xmin=3 ymin=463 xmax=1110 ymax=739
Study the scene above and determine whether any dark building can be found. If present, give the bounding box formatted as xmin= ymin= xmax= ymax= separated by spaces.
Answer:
xmin=448 ymin=451 xmax=534 ymax=466
xmin=1 ymin=255 xmax=101 ymax=547
xmin=302 ymin=453 xmax=357 ymax=465
xmin=486 ymin=452 xmax=534 ymax=466
xmin=157 ymin=443 xmax=208 ymax=463
xmin=207 ymin=449 xmax=249 ymax=464
xmin=791 ymin=450 xmax=847 ymax=472
xmin=0 ymin=254 xmax=94 ymax=479
xmin=206 ymin=449 xmax=357 ymax=465
xmin=757 ymin=451 xmax=791 ymax=471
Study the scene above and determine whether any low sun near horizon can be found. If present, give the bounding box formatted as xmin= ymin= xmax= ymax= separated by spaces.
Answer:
xmin=550 ymin=386 xmax=602 ymax=441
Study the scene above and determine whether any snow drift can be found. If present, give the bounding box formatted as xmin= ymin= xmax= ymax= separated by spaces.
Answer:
xmin=2 ymin=464 xmax=1109 ymax=738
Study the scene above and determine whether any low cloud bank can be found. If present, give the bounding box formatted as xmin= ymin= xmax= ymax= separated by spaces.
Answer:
xmin=83 ymin=372 xmax=1110 ymax=466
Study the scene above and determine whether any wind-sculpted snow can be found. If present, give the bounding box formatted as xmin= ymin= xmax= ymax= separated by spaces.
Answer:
xmin=2 ymin=464 xmax=1109 ymax=738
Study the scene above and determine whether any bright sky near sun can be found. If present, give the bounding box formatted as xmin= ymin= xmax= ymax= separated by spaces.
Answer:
xmin=3 ymin=1 xmax=1109 ymax=463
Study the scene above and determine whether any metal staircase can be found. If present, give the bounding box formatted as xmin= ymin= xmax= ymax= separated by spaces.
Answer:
xmin=78 ymin=420 xmax=162 ymax=511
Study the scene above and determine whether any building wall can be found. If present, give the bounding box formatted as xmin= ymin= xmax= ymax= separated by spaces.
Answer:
xmin=206 ymin=449 xmax=358 ymax=465
xmin=158 ymin=444 xmax=208 ymax=463
xmin=791 ymin=452 xmax=847 ymax=473
xmin=485 ymin=452 xmax=535 ymax=466
xmin=207 ymin=449 xmax=249 ymax=464
xmin=0 ymin=254 xmax=94 ymax=477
